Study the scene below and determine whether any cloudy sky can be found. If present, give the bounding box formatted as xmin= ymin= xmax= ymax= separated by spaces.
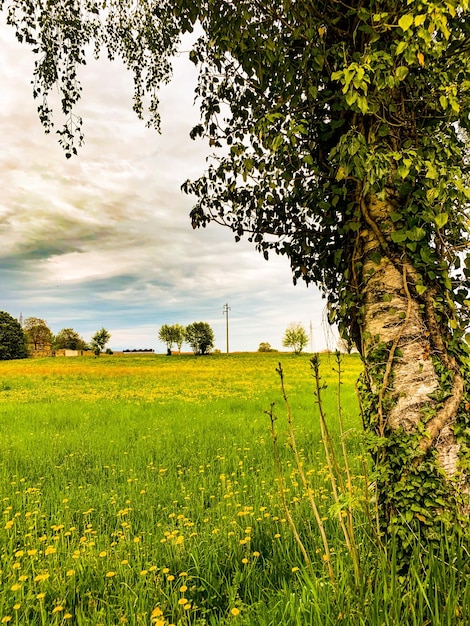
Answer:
xmin=0 ymin=20 xmax=337 ymax=353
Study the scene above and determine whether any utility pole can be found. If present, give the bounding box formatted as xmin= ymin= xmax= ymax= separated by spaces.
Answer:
xmin=223 ymin=303 xmax=231 ymax=354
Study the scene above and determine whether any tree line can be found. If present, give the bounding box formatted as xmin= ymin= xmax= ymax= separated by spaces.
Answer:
xmin=158 ymin=322 xmax=214 ymax=356
xmin=0 ymin=311 xmax=111 ymax=359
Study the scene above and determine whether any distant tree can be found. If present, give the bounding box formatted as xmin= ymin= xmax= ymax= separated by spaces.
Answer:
xmin=159 ymin=323 xmax=186 ymax=354
xmin=282 ymin=323 xmax=309 ymax=355
xmin=185 ymin=322 xmax=214 ymax=356
xmin=158 ymin=324 xmax=175 ymax=354
xmin=90 ymin=328 xmax=111 ymax=357
xmin=0 ymin=311 xmax=28 ymax=360
xmin=258 ymin=342 xmax=275 ymax=353
xmin=53 ymin=328 xmax=89 ymax=351
xmin=173 ymin=324 xmax=186 ymax=354
xmin=23 ymin=317 xmax=52 ymax=350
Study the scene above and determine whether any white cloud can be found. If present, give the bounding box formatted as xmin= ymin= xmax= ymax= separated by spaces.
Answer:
xmin=0 ymin=19 xmax=338 ymax=353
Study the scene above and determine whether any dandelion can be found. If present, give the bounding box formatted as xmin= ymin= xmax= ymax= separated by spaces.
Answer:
xmin=140 ymin=570 xmax=148 ymax=576
xmin=179 ymin=572 xmax=188 ymax=577
xmin=253 ymin=551 xmax=260 ymax=557
xmin=106 ymin=571 xmax=116 ymax=578
xmin=184 ymin=604 xmax=191 ymax=610
xmin=64 ymin=614 xmax=73 ymax=620
xmin=178 ymin=598 xmax=188 ymax=605
xmin=36 ymin=593 xmax=45 ymax=600
xmin=13 ymin=604 xmax=21 ymax=611
xmin=180 ymin=585 xmax=188 ymax=593
xmin=11 ymin=584 xmax=21 ymax=592
xmin=52 ymin=606 xmax=63 ymax=614
xmin=1 ymin=617 xmax=12 ymax=623
xmin=274 ymin=534 xmax=281 ymax=539
xmin=162 ymin=568 xmax=170 ymax=574
xmin=167 ymin=575 xmax=175 ymax=582
xmin=5 ymin=520 xmax=13 ymax=530
xmin=99 ymin=551 xmax=107 ymax=558
xmin=14 ymin=550 xmax=24 ymax=558
xmin=292 ymin=567 xmax=299 ymax=573
xmin=121 ymin=560 xmax=129 ymax=565
xmin=66 ymin=570 xmax=75 ymax=577
xmin=34 ymin=573 xmax=50 ymax=582
xmin=45 ymin=546 xmax=56 ymax=556
xmin=241 ymin=558 xmax=249 ymax=564
xmin=231 ymin=607 xmax=240 ymax=616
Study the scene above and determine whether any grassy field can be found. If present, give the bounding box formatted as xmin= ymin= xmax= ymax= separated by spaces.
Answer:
xmin=0 ymin=353 xmax=468 ymax=625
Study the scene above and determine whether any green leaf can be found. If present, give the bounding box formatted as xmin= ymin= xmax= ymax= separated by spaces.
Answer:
xmin=414 ymin=14 xmax=427 ymax=27
xmin=398 ymin=14 xmax=414 ymax=31
xmin=439 ymin=95 xmax=448 ymax=110
xmin=356 ymin=95 xmax=368 ymax=114
xmin=434 ymin=213 xmax=448 ymax=229
xmin=395 ymin=66 xmax=409 ymax=81
xmin=395 ymin=41 xmax=407 ymax=55
xmin=407 ymin=226 xmax=426 ymax=241
xmin=345 ymin=90 xmax=357 ymax=106
xmin=425 ymin=163 xmax=438 ymax=179
xmin=415 ymin=284 xmax=427 ymax=295
xmin=396 ymin=164 xmax=410 ymax=179
xmin=390 ymin=230 xmax=408 ymax=243
xmin=271 ymin=135 xmax=283 ymax=151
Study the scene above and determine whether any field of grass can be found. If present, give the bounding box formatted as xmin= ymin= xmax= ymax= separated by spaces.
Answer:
xmin=0 ymin=353 xmax=468 ymax=625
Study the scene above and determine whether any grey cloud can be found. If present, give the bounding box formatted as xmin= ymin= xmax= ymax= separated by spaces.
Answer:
xmin=0 ymin=21 xmax=337 ymax=353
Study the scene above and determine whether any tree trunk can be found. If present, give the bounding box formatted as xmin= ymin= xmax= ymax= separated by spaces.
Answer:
xmin=356 ymin=193 xmax=470 ymax=540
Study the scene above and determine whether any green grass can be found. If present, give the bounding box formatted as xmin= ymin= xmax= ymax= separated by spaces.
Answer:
xmin=0 ymin=353 xmax=468 ymax=625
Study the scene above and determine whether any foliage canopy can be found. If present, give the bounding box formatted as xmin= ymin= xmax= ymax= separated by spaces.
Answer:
xmin=90 ymin=327 xmax=111 ymax=356
xmin=23 ymin=317 xmax=52 ymax=350
xmin=185 ymin=321 xmax=214 ymax=355
xmin=282 ymin=323 xmax=309 ymax=355
xmin=53 ymin=327 xmax=89 ymax=351
xmin=0 ymin=311 xmax=28 ymax=360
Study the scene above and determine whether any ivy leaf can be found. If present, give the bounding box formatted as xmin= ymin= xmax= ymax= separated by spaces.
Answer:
xmin=391 ymin=230 xmax=408 ymax=243
xmin=407 ymin=226 xmax=426 ymax=241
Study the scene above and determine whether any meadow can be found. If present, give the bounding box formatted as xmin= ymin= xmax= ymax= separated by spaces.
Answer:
xmin=0 ymin=353 xmax=468 ymax=625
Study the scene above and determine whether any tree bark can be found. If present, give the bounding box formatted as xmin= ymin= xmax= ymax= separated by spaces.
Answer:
xmin=356 ymin=193 xmax=470 ymax=530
